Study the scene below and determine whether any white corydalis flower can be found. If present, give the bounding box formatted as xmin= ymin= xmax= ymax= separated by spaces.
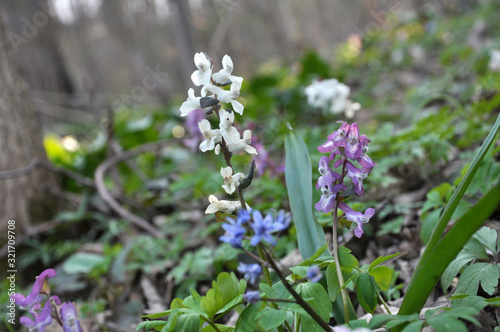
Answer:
xmin=198 ymin=119 xmax=221 ymax=152
xmin=191 ymin=52 xmax=212 ymax=86
xmin=205 ymin=195 xmax=249 ymax=214
xmin=226 ymin=129 xmax=258 ymax=155
xmin=212 ymin=55 xmax=244 ymax=85
xmin=180 ymin=88 xmax=206 ymax=117
xmin=204 ymin=83 xmax=244 ymax=115
xmin=221 ymin=166 xmax=245 ymax=194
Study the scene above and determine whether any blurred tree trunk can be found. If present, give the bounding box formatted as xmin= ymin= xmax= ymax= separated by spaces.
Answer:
xmin=0 ymin=11 xmax=59 ymax=239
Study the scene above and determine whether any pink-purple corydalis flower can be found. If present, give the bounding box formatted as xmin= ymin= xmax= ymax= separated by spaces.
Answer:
xmin=339 ymin=202 xmax=375 ymax=238
xmin=60 ymin=302 xmax=84 ymax=332
xmin=13 ymin=269 xmax=55 ymax=309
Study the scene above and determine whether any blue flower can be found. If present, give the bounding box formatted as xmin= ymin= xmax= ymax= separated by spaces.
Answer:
xmin=219 ymin=216 xmax=246 ymax=248
xmin=250 ymin=211 xmax=276 ymax=246
xmin=243 ymin=291 xmax=261 ymax=304
xmin=306 ymin=266 xmax=323 ymax=283
xmin=237 ymin=263 xmax=262 ymax=284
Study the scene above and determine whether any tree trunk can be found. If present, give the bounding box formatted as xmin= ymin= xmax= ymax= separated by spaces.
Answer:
xmin=0 ymin=10 xmax=60 ymax=242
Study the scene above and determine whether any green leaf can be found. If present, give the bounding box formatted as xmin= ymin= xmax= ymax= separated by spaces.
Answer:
xmin=368 ymin=253 xmax=401 ymax=272
xmin=326 ymin=262 xmax=339 ymax=302
xmin=339 ymin=246 xmax=359 ymax=270
xmin=199 ymin=272 xmax=246 ymax=319
xmin=256 ymin=307 xmax=287 ymax=330
xmin=285 ymin=126 xmax=329 ymax=259
xmin=356 ymin=273 xmax=377 ymax=313
xmin=474 ymin=227 xmax=498 ymax=255
xmin=401 ymin=320 xmax=424 ymax=332
xmin=202 ymin=324 xmax=234 ymax=332
xmin=136 ymin=320 xmax=167 ymax=331
xmin=296 ymin=282 xmax=332 ymax=321
xmin=427 ymin=313 xmax=468 ymax=332
xmin=289 ymin=266 xmax=310 ymax=279
xmin=175 ymin=313 xmax=200 ymax=332
xmin=63 ymin=252 xmax=105 ymax=274
xmin=441 ymin=251 xmax=476 ymax=290
xmin=234 ymin=304 xmax=260 ymax=332
xmin=370 ymin=266 xmax=392 ymax=291
xmin=298 ymin=244 xmax=329 ymax=266
xmin=455 ymin=262 xmax=499 ymax=296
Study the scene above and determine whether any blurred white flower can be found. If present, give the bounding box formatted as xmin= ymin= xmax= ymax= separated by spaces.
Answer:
xmin=304 ymin=78 xmax=360 ymax=118
xmin=198 ymin=119 xmax=221 ymax=152
xmin=488 ymin=49 xmax=500 ymax=72
xmin=205 ymin=195 xmax=248 ymax=214
xmin=191 ymin=52 xmax=212 ymax=86
xmin=221 ymin=167 xmax=245 ymax=194
xmin=226 ymin=129 xmax=258 ymax=155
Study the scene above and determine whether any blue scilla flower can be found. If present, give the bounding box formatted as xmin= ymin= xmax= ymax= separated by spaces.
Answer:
xmin=249 ymin=210 xmax=291 ymax=246
xmin=219 ymin=209 xmax=252 ymax=248
xmin=243 ymin=290 xmax=260 ymax=304
xmin=237 ymin=263 xmax=262 ymax=284
xmin=306 ymin=266 xmax=323 ymax=283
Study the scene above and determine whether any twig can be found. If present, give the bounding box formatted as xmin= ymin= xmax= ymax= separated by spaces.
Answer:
xmin=94 ymin=140 xmax=173 ymax=238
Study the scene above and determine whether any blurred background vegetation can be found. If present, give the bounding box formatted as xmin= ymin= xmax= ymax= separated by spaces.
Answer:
xmin=1 ymin=0 xmax=500 ymax=331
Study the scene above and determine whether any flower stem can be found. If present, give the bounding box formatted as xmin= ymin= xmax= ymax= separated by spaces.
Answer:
xmin=263 ymin=247 xmax=332 ymax=331
xmin=332 ymin=200 xmax=350 ymax=324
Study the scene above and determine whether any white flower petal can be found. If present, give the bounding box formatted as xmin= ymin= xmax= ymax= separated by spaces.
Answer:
xmin=222 ymin=55 xmax=233 ymax=73
xmin=231 ymin=100 xmax=244 ymax=115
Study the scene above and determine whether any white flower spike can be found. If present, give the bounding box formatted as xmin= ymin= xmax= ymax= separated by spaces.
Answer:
xmin=212 ymin=55 xmax=244 ymax=85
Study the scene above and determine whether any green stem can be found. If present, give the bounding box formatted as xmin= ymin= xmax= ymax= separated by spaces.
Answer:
xmin=332 ymin=201 xmax=350 ymax=323
xmin=263 ymin=247 xmax=332 ymax=331
xmin=257 ymin=244 xmax=274 ymax=286
xmin=200 ymin=316 xmax=222 ymax=332
xmin=378 ymin=292 xmax=392 ymax=315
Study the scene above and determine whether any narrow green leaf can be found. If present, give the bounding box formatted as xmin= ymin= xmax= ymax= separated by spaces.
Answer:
xmin=368 ymin=252 xmax=401 ymax=272
xmin=401 ymin=320 xmax=424 ymax=332
xmin=356 ymin=273 xmax=377 ymax=313
xmin=298 ymin=244 xmax=329 ymax=266
xmin=285 ymin=125 xmax=329 ymax=259
xmin=370 ymin=266 xmax=392 ymax=291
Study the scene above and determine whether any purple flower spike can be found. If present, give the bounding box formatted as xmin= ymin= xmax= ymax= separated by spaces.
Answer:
xmin=19 ymin=299 xmax=53 ymax=332
xmin=237 ymin=263 xmax=262 ymax=284
xmin=60 ymin=302 xmax=83 ymax=332
xmin=306 ymin=266 xmax=323 ymax=283
xmin=243 ymin=291 xmax=261 ymax=304
xmin=345 ymin=162 xmax=372 ymax=195
xmin=339 ymin=202 xmax=375 ymax=238
xmin=13 ymin=269 xmax=56 ymax=309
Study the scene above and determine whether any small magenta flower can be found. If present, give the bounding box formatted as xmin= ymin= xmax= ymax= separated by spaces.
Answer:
xmin=345 ymin=123 xmax=362 ymax=159
xmin=243 ymin=291 xmax=261 ymax=304
xmin=13 ymin=269 xmax=56 ymax=309
xmin=60 ymin=302 xmax=83 ymax=332
xmin=338 ymin=202 xmax=375 ymax=238
xmin=237 ymin=263 xmax=262 ymax=284
xmin=315 ymin=176 xmax=346 ymax=214
xmin=19 ymin=300 xmax=53 ymax=332
xmin=306 ymin=266 xmax=323 ymax=283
